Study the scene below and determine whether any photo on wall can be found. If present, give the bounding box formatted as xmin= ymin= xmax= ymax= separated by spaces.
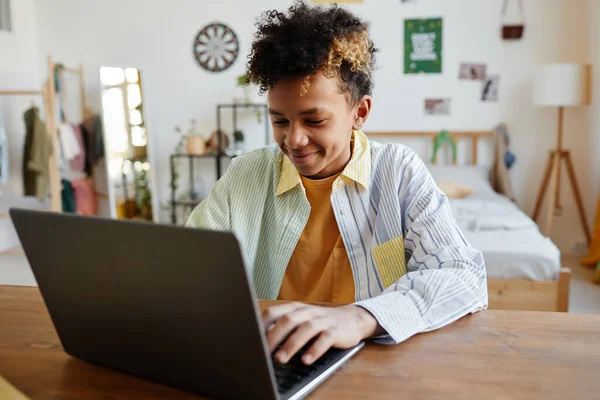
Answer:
xmin=459 ymin=63 xmax=487 ymax=81
xmin=424 ymin=98 xmax=451 ymax=115
xmin=482 ymin=75 xmax=500 ymax=101
xmin=404 ymin=18 xmax=443 ymax=74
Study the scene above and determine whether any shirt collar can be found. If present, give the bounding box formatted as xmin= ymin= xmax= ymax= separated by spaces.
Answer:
xmin=275 ymin=129 xmax=371 ymax=196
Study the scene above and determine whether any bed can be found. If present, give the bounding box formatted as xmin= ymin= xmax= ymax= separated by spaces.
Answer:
xmin=366 ymin=130 xmax=570 ymax=312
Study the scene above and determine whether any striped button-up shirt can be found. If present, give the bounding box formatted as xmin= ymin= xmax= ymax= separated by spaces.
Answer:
xmin=186 ymin=130 xmax=488 ymax=344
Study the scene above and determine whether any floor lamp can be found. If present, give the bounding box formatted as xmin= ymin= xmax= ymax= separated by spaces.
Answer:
xmin=532 ymin=63 xmax=592 ymax=244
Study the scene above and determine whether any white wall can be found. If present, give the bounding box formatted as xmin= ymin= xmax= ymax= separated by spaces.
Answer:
xmin=32 ymin=0 xmax=596 ymax=251
xmin=0 ymin=0 xmax=42 ymax=196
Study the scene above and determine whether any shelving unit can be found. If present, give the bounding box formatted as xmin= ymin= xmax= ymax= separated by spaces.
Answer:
xmin=169 ymin=153 xmax=235 ymax=224
xmin=169 ymin=103 xmax=270 ymax=224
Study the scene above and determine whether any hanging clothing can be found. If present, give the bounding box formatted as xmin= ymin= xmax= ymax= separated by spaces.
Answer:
xmin=59 ymin=123 xmax=81 ymax=161
xmin=69 ymin=125 xmax=86 ymax=172
xmin=23 ymin=110 xmax=36 ymax=196
xmin=490 ymin=123 xmax=515 ymax=200
xmin=495 ymin=123 xmax=516 ymax=169
xmin=23 ymin=107 xmax=52 ymax=201
xmin=92 ymin=115 xmax=105 ymax=159
xmin=80 ymin=123 xmax=93 ymax=176
xmin=80 ymin=114 xmax=105 ymax=177
xmin=71 ymin=177 xmax=97 ymax=216
xmin=0 ymin=114 xmax=8 ymax=186
xmin=54 ymin=64 xmax=64 ymax=92
xmin=61 ymin=179 xmax=76 ymax=213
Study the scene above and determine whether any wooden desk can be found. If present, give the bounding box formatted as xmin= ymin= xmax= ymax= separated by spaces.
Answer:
xmin=1 ymin=285 xmax=599 ymax=399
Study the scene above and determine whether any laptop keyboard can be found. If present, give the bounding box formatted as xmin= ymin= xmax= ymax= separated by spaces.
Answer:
xmin=272 ymin=345 xmax=345 ymax=395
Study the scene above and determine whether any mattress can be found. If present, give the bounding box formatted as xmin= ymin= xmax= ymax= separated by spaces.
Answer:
xmin=449 ymin=194 xmax=561 ymax=281
xmin=462 ymin=228 xmax=561 ymax=281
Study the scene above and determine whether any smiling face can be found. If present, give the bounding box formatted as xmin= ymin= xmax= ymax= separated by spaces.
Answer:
xmin=268 ymin=73 xmax=371 ymax=179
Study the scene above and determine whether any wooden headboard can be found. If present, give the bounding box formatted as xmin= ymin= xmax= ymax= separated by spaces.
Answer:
xmin=364 ymin=131 xmax=493 ymax=165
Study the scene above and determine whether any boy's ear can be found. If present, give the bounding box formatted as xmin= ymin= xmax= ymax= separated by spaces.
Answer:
xmin=354 ymin=95 xmax=372 ymax=129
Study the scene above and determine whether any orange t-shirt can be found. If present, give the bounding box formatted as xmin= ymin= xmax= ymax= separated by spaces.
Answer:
xmin=277 ymin=173 xmax=355 ymax=304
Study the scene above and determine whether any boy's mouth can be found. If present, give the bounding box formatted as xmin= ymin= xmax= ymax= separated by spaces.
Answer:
xmin=289 ymin=152 xmax=316 ymax=165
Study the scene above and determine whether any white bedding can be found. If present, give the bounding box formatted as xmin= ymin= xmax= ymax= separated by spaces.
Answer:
xmin=427 ymin=164 xmax=561 ymax=281
xmin=462 ymin=227 xmax=561 ymax=281
xmin=451 ymin=194 xmax=561 ymax=281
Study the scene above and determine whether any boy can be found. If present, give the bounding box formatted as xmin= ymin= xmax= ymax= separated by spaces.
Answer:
xmin=187 ymin=1 xmax=487 ymax=366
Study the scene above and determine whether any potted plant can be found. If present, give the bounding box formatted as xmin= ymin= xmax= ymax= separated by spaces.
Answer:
xmin=134 ymin=169 xmax=153 ymax=221
xmin=233 ymin=130 xmax=245 ymax=154
xmin=236 ymin=72 xmax=263 ymax=123
xmin=176 ymin=119 xmax=206 ymax=155
xmin=237 ymin=73 xmax=253 ymax=104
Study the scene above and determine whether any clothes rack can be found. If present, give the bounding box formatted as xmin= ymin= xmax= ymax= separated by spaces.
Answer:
xmin=0 ymin=56 xmax=107 ymax=220
xmin=0 ymin=84 xmax=61 ymax=213
xmin=46 ymin=56 xmax=108 ymax=203
xmin=0 ymin=84 xmax=55 ymax=256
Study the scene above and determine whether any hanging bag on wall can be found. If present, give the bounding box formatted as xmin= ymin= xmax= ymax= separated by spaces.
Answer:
xmin=502 ymin=0 xmax=525 ymax=40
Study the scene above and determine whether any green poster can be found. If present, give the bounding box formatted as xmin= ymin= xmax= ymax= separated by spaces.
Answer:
xmin=404 ymin=18 xmax=443 ymax=74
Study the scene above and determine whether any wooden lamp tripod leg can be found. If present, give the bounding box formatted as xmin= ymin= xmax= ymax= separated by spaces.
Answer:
xmin=554 ymin=107 xmax=564 ymax=213
xmin=543 ymin=152 xmax=560 ymax=236
xmin=563 ymin=152 xmax=592 ymax=244
xmin=532 ymin=151 xmax=556 ymax=222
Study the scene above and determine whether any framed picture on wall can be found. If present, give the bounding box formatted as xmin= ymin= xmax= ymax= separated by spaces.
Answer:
xmin=424 ymin=98 xmax=451 ymax=115
xmin=482 ymin=75 xmax=500 ymax=101
xmin=404 ymin=18 xmax=443 ymax=74
xmin=459 ymin=63 xmax=487 ymax=81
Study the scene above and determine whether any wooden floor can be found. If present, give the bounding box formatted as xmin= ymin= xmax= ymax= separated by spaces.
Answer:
xmin=563 ymin=254 xmax=600 ymax=313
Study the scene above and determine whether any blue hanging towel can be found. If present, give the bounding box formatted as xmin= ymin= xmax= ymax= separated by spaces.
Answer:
xmin=61 ymin=179 xmax=76 ymax=213
xmin=54 ymin=64 xmax=64 ymax=92
xmin=496 ymin=124 xmax=516 ymax=169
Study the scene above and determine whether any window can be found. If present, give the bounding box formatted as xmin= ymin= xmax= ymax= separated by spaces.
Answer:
xmin=0 ymin=0 xmax=11 ymax=32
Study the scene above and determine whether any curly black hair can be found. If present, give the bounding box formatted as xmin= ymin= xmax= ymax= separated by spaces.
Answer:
xmin=247 ymin=1 xmax=377 ymax=104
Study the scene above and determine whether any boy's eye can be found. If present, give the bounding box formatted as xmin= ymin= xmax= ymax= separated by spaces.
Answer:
xmin=306 ymin=119 xmax=325 ymax=125
xmin=272 ymin=120 xmax=289 ymax=126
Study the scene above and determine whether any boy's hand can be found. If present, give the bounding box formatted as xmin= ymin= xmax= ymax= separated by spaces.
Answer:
xmin=261 ymin=302 xmax=381 ymax=365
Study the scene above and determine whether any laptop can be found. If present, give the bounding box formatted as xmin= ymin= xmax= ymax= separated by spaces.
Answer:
xmin=10 ymin=209 xmax=363 ymax=400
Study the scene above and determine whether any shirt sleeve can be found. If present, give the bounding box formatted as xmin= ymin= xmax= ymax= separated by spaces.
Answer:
xmin=185 ymin=166 xmax=232 ymax=231
xmin=355 ymin=153 xmax=488 ymax=344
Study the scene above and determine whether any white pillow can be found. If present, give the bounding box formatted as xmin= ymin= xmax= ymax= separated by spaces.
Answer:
xmin=425 ymin=164 xmax=495 ymax=196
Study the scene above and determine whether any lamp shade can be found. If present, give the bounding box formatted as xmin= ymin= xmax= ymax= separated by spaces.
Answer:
xmin=533 ymin=63 xmax=591 ymax=107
